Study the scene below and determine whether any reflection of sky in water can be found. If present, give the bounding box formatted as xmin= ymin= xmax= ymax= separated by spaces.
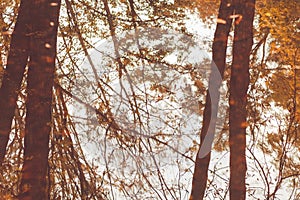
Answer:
xmin=67 ymin=26 xmax=230 ymax=199
xmin=72 ymin=27 xmax=218 ymax=134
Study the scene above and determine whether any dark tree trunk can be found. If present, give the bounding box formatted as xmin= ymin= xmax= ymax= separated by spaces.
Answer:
xmin=190 ymin=1 xmax=233 ymax=199
xmin=18 ymin=0 xmax=61 ymax=199
xmin=229 ymin=0 xmax=255 ymax=199
xmin=0 ymin=0 xmax=31 ymax=167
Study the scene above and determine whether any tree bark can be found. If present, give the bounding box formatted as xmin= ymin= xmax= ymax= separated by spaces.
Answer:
xmin=18 ymin=0 xmax=61 ymax=199
xmin=0 ymin=0 xmax=31 ymax=167
xmin=190 ymin=1 xmax=233 ymax=199
xmin=229 ymin=0 xmax=255 ymax=199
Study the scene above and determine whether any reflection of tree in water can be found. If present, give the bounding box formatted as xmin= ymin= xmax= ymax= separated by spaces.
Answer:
xmin=0 ymin=0 xmax=299 ymax=199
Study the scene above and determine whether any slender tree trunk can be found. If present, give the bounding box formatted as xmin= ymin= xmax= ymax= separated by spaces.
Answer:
xmin=18 ymin=0 xmax=61 ymax=199
xmin=0 ymin=0 xmax=31 ymax=166
xmin=229 ymin=0 xmax=255 ymax=199
xmin=190 ymin=1 xmax=233 ymax=199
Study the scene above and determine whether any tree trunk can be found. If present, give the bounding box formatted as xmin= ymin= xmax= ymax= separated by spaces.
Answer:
xmin=0 ymin=0 xmax=31 ymax=167
xmin=18 ymin=0 xmax=61 ymax=199
xmin=190 ymin=1 xmax=233 ymax=199
xmin=229 ymin=0 xmax=255 ymax=199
